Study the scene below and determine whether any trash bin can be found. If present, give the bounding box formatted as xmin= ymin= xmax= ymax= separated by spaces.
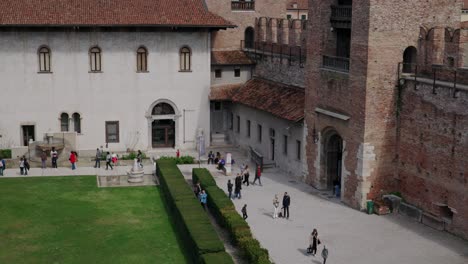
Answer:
xmin=366 ymin=200 xmax=374 ymax=215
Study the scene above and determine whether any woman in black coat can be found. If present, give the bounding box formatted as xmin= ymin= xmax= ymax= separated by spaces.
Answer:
xmin=311 ymin=229 xmax=320 ymax=256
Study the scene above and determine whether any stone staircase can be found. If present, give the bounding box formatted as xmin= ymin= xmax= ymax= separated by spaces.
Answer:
xmin=210 ymin=133 xmax=229 ymax=146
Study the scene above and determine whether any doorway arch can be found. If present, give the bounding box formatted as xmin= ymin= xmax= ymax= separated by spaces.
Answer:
xmin=147 ymin=100 xmax=179 ymax=149
xmin=320 ymin=128 xmax=344 ymax=194
xmin=244 ymin=27 xmax=255 ymax=49
xmin=402 ymin=46 xmax=417 ymax=73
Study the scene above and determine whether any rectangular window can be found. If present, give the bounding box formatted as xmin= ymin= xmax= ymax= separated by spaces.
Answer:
xmin=230 ymin=112 xmax=233 ymax=130
xmin=287 ymin=14 xmax=292 ymax=19
xmin=246 ymin=120 xmax=251 ymax=137
xmin=215 ymin=69 xmax=222 ymax=78
xmin=214 ymin=102 xmax=222 ymax=111
xmin=269 ymin=128 xmax=275 ymax=138
xmin=105 ymin=121 xmax=120 ymax=143
xmin=283 ymin=135 xmax=288 ymax=155
xmin=301 ymin=15 xmax=307 ymax=20
xmin=236 ymin=115 xmax=240 ymax=133
xmin=258 ymin=124 xmax=262 ymax=142
xmin=296 ymin=140 xmax=301 ymax=160
xmin=234 ymin=68 xmax=241 ymax=77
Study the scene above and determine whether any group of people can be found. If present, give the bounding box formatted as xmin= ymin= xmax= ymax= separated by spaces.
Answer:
xmin=93 ymin=148 xmax=124 ymax=170
xmin=271 ymin=192 xmax=290 ymax=219
xmin=226 ymin=164 xmax=263 ymax=200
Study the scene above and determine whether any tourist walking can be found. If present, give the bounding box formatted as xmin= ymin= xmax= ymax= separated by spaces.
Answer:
xmin=69 ymin=151 xmax=77 ymax=170
xmin=105 ymin=152 xmax=113 ymax=170
xmin=40 ymin=151 xmax=47 ymax=169
xmin=207 ymin=151 xmax=214 ymax=164
xmin=242 ymin=204 xmax=248 ymax=220
xmin=227 ymin=180 xmax=233 ymax=199
xmin=50 ymin=147 xmax=58 ymax=168
xmin=282 ymin=192 xmax=290 ymax=219
xmin=19 ymin=157 xmax=25 ymax=175
xmin=0 ymin=158 xmax=4 ymax=176
xmin=235 ymin=174 xmax=242 ymax=199
xmin=199 ymin=189 xmax=208 ymax=210
xmin=94 ymin=148 xmax=101 ymax=168
xmin=137 ymin=150 xmax=143 ymax=168
xmin=310 ymin=229 xmax=320 ymax=256
xmin=252 ymin=164 xmax=262 ymax=185
xmin=242 ymin=165 xmax=250 ymax=186
xmin=194 ymin=182 xmax=201 ymax=197
xmin=1 ymin=158 xmax=5 ymax=175
xmin=273 ymin=194 xmax=280 ymax=219
xmin=23 ymin=156 xmax=29 ymax=175
xmin=321 ymin=245 xmax=328 ymax=264
xmin=111 ymin=152 xmax=118 ymax=166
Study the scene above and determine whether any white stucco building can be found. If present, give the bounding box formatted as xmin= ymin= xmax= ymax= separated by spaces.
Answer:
xmin=0 ymin=0 xmax=232 ymax=153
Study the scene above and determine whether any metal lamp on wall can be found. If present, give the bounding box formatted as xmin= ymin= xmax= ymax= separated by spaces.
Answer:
xmin=312 ymin=126 xmax=319 ymax=144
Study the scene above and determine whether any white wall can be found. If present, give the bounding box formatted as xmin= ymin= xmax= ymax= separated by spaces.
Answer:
xmin=0 ymin=29 xmax=211 ymax=152
xmin=211 ymin=65 xmax=252 ymax=85
xmin=229 ymin=104 xmax=305 ymax=179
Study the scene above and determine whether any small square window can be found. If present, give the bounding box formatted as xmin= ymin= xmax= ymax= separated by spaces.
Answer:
xmin=287 ymin=14 xmax=292 ymax=19
xmin=215 ymin=69 xmax=222 ymax=78
xmin=301 ymin=15 xmax=307 ymax=20
xmin=234 ymin=68 xmax=241 ymax=77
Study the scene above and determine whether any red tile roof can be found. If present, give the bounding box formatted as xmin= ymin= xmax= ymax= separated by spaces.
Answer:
xmin=210 ymin=84 xmax=243 ymax=101
xmin=0 ymin=0 xmax=233 ymax=28
xmin=211 ymin=50 xmax=255 ymax=65
xmin=212 ymin=78 xmax=304 ymax=122
xmin=287 ymin=0 xmax=309 ymax=10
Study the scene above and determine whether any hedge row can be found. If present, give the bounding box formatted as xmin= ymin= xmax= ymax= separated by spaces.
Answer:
xmin=156 ymin=160 xmax=234 ymax=264
xmin=192 ymin=168 xmax=272 ymax=264
xmin=0 ymin=149 xmax=12 ymax=159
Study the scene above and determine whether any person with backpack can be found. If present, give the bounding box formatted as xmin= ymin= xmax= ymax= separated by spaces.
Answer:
xmin=105 ymin=152 xmax=113 ymax=170
xmin=252 ymin=164 xmax=262 ymax=186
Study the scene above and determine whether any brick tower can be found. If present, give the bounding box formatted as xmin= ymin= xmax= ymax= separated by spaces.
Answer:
xmin=305 ymin=0 xmax=463 ymax=209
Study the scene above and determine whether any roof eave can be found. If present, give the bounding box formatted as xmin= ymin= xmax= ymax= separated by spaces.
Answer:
xmin=0 ymin=24 xmax=236 ymax=29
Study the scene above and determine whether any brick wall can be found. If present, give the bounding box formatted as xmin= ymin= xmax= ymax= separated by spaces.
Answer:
xmin=305 ymin=0 xmax=464 ymax=210
xmin=206 ymin=0 xmax=288 ymax=50
xmin=397 ymin=80 xmax=468 ymax=239
xmin=253 ymin=56 xmax=306 ymax=87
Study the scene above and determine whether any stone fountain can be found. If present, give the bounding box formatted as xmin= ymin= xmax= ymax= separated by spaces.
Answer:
xmin=127 ymin=158 xmax=144 ymax=183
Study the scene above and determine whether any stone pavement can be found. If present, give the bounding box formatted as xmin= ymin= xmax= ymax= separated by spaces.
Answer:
xmin=178 ymin=150 xmax=468 ymax=264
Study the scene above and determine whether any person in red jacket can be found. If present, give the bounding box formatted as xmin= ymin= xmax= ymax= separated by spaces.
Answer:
xmin=252 ymin=164 xmax=262 ymax=186
xmin=69 ymin=151 xmax=77 ymax=170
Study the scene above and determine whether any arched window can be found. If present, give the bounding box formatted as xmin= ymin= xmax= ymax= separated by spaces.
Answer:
xmin=89 ymin=46 xmax=102 ymax=72
xmin=38 ymin=46 xmax=51 ymax=72
xmin=402 ymin=46 xmax=417 ymax=73
xmin=60 ymin=113 xmax=69 ymax=132
xmin=180 ymin=47 xmax=191 ymax=71
xmin=152 ymin=103 xmax=175 ymax=115
xmin=72 ymin=113 xmax=81 ymax=133
xmin=244 ymin=27 xmax=255 ymax=49
xmin=137 ymin=47 xmax=148 ymax=72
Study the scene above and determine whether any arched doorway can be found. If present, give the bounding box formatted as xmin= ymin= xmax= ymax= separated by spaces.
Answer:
xmin=245 ymin=27 xmax=255 ymax=49
xmin=402 ymin=46 xmax=417 ymax=73
xmin=324 ymin=132 xmax=343 ymax=190
xmin=149 ymin=102 xmax=177 ymax=148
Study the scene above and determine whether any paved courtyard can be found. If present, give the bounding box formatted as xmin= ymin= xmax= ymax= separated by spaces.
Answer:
xmin=179 ymin=149 xmax=468 ymax=264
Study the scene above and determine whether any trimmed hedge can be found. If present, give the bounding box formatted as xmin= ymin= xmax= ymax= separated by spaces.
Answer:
xmin=200 ymin=252 xmax=235 ymax=264
xmin=192 ymin=168 xmax=272 ymax=264
xmin=0 ymin=149 xmax=12 ymax=159
xmin=156 ymin=160 xmax=233 ymax=263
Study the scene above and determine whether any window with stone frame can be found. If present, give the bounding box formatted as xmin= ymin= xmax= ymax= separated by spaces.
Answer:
xmin=296 ymin=140 xmax=301 ymax=160
xmin=137 ymin=47 xmax=148 ymax=72
xmin=72 ymin=113 xmax=81 ymax=134
xmin=60 ymin=113 xmax=69 ymax=132
xmin=105 ymin=121 xmax=119 ymax=143
xmin=180 ymin=47 xmax=191 ymax=71
xmin=38 ymin=46 xmax=51 ymax=72
xmin=89 ymin=46 xmax=102 ymax=72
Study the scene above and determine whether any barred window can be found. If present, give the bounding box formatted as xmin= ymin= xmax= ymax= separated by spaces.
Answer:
xmin=72 ymin=113 xmax=81 ymax=133
xmin=60 ymin=113 xmax=69 ymax=132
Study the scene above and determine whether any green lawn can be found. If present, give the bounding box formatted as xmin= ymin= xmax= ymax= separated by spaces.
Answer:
xmin=0 ymin=176 xmax=188 ymax=264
